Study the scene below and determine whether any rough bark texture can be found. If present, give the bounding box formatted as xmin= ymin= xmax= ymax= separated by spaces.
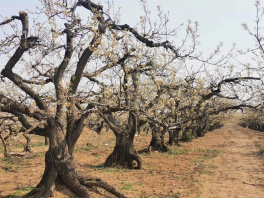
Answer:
xmin=168 ymin=128 xmax=181 ymax=146
xmin=44 ymin=137 xmax=49 ymax=145
xmin=24 ymin=118 xmax=126 ymax=198
xmin=102 ymin=111 xmax=142 ymax=169
xmin=148 ymin=123 xmax=168 ymax=153
xmin=24 ymin=118 xmax=89 ymax=198
xmin=105 ymin=133 xmax=142 ymax=169
xmin=196 ymin=118 xmax=209 ymax=137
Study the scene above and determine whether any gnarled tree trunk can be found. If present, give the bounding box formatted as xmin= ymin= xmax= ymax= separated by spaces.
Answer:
xmin=105 ymin=133 xmax=141 ymax=169
xmin=148 ymin=122 xmax=168 ymax=153
xmin=168 ymin=128 xmax=181 ymax=146
xmin=24 ymin=118 xmax=88 ymax=198
xmin=196 ymin=116 xmax=209 ymax=137
xmin=25 ymin=118 xmax=126 ymax=198
xmin=102 ymin=111 xmax=142 ymax=169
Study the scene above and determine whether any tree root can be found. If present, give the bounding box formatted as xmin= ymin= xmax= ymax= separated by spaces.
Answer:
xmin=130 ymin=152 xmax=142 ymax=169
xmin=147 ymin=145 xmax=152 ymax=153
xmin=23 ymin=168 xmax=57 ymax=198
xmin=148 ymin=143 xmax=168 ymax=153
xmin=105 ymin=154 xmax=142 ymax=170
xmin=162 ymin=144 xmax=168 ymax=152
xmin=78 ymin=176 xmax=128 ymax=198
xmin=60 ymin=165 xmax=90 ymax=197
xmin=42 ymin=183 xmax=55 ymax=198
xmin=24 ymin=161 xmax=126 ymax=198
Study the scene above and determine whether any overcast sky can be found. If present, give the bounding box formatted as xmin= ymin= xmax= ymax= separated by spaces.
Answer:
xmin=0 ymin=0 xmax=259 ymax=55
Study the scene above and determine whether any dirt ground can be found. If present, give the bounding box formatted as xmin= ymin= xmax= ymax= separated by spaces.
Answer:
xmin=0 ymin=123 xmax=264 ymax=198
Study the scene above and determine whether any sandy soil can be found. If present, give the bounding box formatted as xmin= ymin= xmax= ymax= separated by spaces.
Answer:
xmin=0 ymin=123 xmax=264 ymax=198
xmin=191 ymin=123 xmax=264 ymax=198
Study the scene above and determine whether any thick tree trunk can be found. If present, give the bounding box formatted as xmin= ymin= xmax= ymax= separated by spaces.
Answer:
xmin=25 ymin=118 xmax=126 ymax=198
xmin=197 ymin=121 xmax=208 ymax=137
xmin=168 ymin=128 xmax=180 ymax=146
xmin=102 ymin=111 xmax=141 ymax=170
xmin=24 ymin=146 xmax=89 ymax=198
xmin=196 ymin=116 xmax=209 ymax=137
xmin=148 ymin=123 xmax=168 ymax=153
xmin=105 ymin=133 xmax=142 ymax=169
xmin=24 ymin=118 xmax=89 ymax=198
xmin=196 ymin=126 xmax=202 ymax=137
xmin=192 ymin=126 xmax=198 ymax=138
xmin=148 ymin=131 xmax=168 ymax=152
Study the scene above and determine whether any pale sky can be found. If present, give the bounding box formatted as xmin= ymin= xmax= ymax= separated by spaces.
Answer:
xmin=0 ymin=0 xmax=258 ymax=57
xmin=0 ymin=0 xmax=260 ymax=101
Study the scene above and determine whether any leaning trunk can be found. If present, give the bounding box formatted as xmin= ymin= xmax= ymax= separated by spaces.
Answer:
xmin=25 ymin=118 xmax=127 ymax=198
xmin=105 ymin=132 xmax=142 ymax=169
xmin=24 ymin=118 xmax=89 ymax=198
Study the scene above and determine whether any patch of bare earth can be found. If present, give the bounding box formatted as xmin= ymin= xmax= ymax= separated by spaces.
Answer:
xmin=0 ymin=123 xmax=264 ymax=197
xmin=188 ymin=123 xmax=264 ymax=198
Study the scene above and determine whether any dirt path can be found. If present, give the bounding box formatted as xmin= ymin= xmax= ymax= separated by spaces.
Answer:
xmin=192 ymin=123 xmax=264 ymax=198
xmin=1 ymin=124 xmax=264 ymax=197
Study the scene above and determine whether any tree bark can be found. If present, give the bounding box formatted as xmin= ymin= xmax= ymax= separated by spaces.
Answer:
xmin=102 ymin=111 xmax=142 ymax=169
xmin=148 ymin=123 xmax=168 ymax=153
xmin=24 ymin=118 xmax=89 ymax=198
xmin=24 ymin=118 xmax=126 ymax=198
xmin=105 ymin=132 xmax=142 ymax=169
xmin=23 ymin=133 xmax=32 ymax=153
xmin=45 ymin=136 xmax=49 ymax=145
xmin=196 ymin=117 xmax=209 ymax=137
xmin=168 ymin=128 xmax=181 ymax=146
